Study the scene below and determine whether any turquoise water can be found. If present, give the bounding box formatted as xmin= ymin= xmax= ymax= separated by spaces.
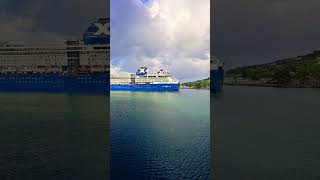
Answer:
xmin=110 ymin=89 xmax=210 ymax=179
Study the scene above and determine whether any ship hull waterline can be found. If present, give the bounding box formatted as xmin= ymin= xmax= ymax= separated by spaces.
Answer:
xmin=0 ymin=73 xmax=109 ymax=94
xmin=110 ymin=83 xmax=180 ymax=92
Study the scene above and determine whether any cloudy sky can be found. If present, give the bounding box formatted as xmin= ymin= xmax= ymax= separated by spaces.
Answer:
xmin=2 ymin=0 xmax=319 ymax=77
xmin=0 ymin=0 xmax=108 ymax=44
xmin=213 ymin=0 xmax=320 ymax=69
xmin=111 ymin=0 xmax=210 ymax=82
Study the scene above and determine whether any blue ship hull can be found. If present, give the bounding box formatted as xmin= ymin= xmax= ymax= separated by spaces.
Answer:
xmin=0 ymin=73 xmax=109 ymax=93
xmin=110 ymin=83 xmax=180 ymax=91
xmin=211 ymin=69 xmax=224 ymax=93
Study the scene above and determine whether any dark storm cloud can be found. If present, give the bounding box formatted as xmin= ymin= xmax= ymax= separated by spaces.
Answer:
xmin=212 ymin=0 xmax=320 ymax=68
xmin=0 ymin=0 xmax=109 ymax=44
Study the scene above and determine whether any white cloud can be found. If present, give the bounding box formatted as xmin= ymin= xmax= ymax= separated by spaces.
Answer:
xmin=111 ymin=0 xmax=210 ymax=82
xmin=110 ymin=66 xmax=130 ymax=76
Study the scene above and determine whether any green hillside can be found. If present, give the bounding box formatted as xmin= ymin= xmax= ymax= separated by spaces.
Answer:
xmin=226 ymin=50 xmax=320 ymax=84
xmin=182 ymin=78 xmax=210 ymax=89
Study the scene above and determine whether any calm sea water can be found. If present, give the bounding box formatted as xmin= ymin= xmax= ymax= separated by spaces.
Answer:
xmin=212 ymin=86 xmax=320 ymax=180
xmin=110 ymin=89 xmax=210 ymax=179
xmin=0 ymin=93 xmax=109 ymax=180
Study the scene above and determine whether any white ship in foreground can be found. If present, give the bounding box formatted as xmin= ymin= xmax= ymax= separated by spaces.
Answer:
xmin=0 ymin=18 xmax=109 ymax=93
xmin=110 ymin=67 xmax=180 ymax=91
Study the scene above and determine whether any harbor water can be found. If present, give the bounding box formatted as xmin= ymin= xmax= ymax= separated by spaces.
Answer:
xmin=2 ymin=86 xmax=318 ymax=179
xmin=0 ymin=93 xmax=109 ymax=180
xmin=212 ymin=86 xmax=320 ymax=180
xmin=110 ymin=89 xmax=210 ymax=179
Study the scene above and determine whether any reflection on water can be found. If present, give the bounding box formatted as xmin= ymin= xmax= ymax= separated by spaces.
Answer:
xmin=212 ymin=86 xmax=320 ymax=180
xmin=0 ymin=93 xmax=109 ymax=180
xmin=111 ymin=89 xmax=210 ymax=179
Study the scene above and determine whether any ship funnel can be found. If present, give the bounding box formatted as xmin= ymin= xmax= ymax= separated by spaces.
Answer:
xmin=83 ymin=18 xmax=110 ymax=45
xmin=211 ymin=56 xmax=224 ymax=70
xmin=136 ymin=67 xmax=147 ymax=76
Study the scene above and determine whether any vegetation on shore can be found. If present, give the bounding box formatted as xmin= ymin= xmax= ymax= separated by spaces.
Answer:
xmin=182 ymin=78 xmax=210 ymax=89
xmin=226 ymin=50 xmax=320 ymax=85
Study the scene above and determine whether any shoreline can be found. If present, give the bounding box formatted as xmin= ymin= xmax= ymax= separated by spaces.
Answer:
xmin=180 ymin=86 xmax=209 ymax=90
xmin=224 ymin=83 xmax=320 ymax=88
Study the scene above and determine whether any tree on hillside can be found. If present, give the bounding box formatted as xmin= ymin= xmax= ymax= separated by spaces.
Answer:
xmin=272 ymin=67 xmax=291 ymax=84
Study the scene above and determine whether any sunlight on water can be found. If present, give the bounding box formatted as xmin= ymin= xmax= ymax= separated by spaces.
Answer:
xmin=111 ymin=89 xmax=210 ymax=179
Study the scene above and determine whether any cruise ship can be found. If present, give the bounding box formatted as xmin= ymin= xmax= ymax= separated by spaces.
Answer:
xmin=211 ymin=56 xmax=224 ymax=93
xmin=110 ymin=67 xmax=180 ymax=91
xmin=0 ymin=18 xmax=109 ymax=93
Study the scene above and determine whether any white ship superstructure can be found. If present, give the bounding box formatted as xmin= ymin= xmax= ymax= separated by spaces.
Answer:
xmin=110 ymin=67 xmax=180 ymax=91
xmin=0 ymin=41 xmax=109 ymax=74
xmin=111 ymin=68 xmax=178 ymax=84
